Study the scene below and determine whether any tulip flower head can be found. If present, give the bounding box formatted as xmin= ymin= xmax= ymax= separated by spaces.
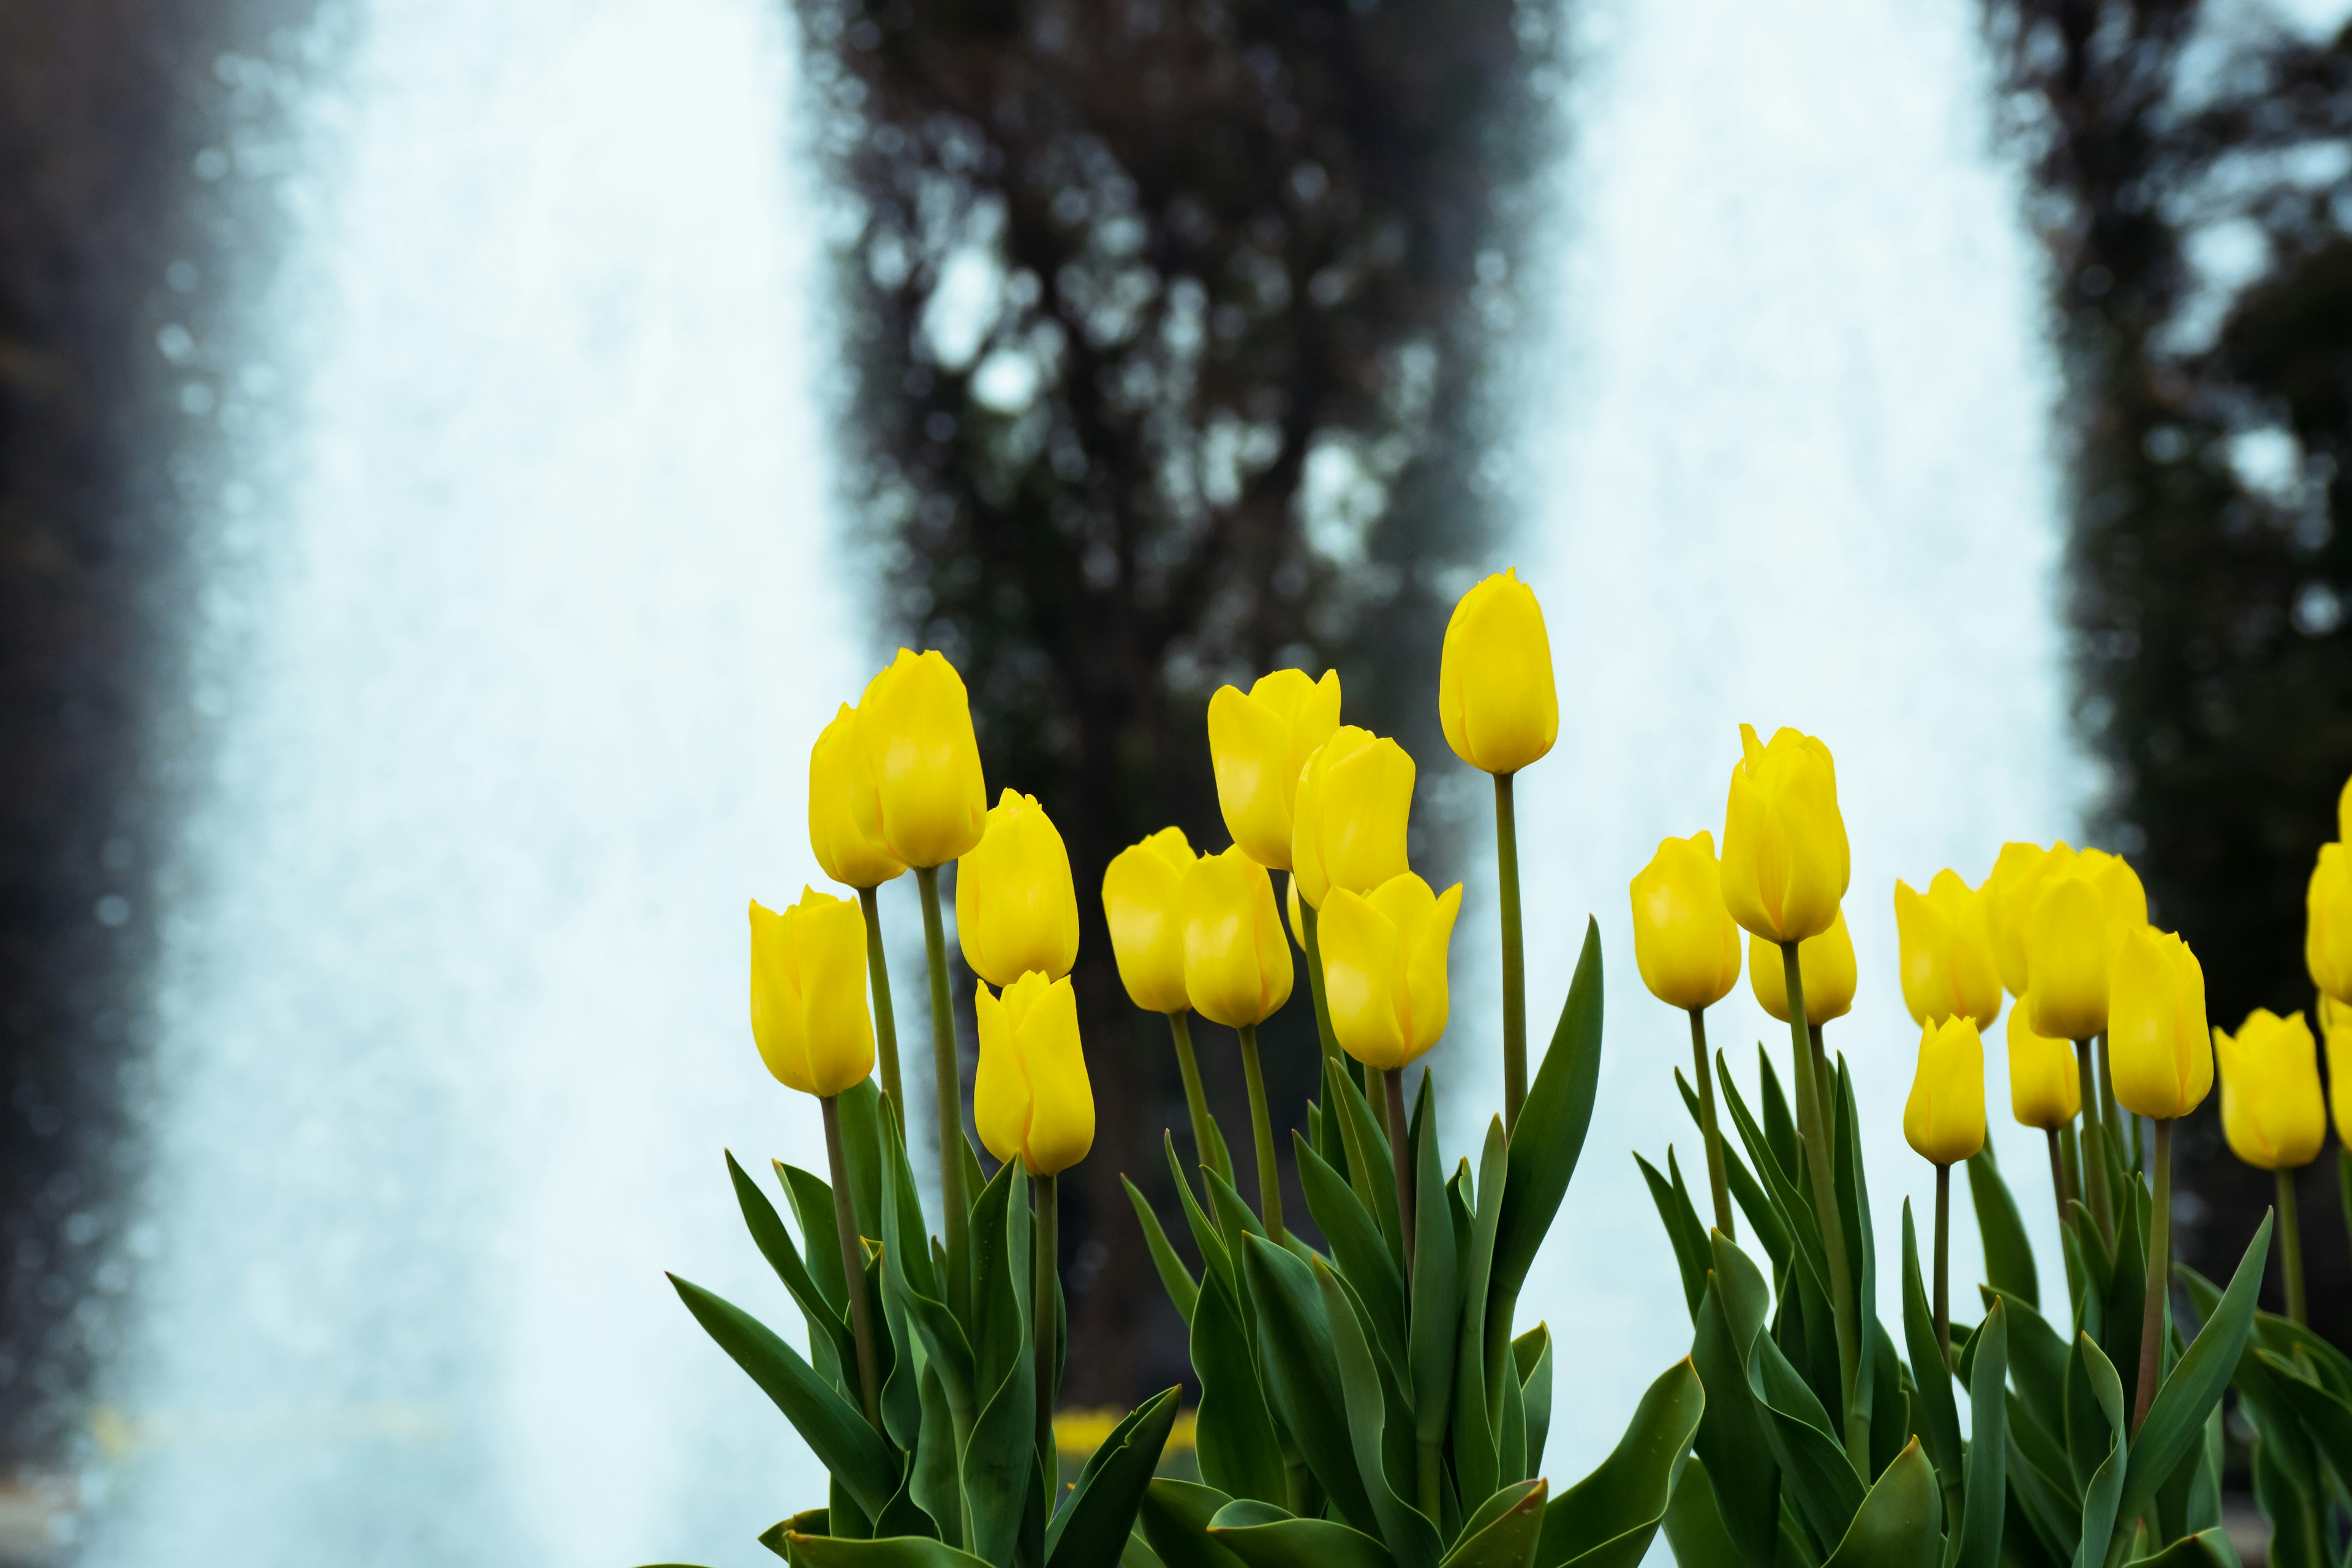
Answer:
xmin=1894 ymin=870 xmax=2002 ymax=1029
xmin=1318 ymin=872 xmax=1464 ymax=1071
xmin=2308 ymin=842 xmax=2352 ymax=1005
xmin=808 ymin=702 xmax=905 ymax=890
xmin=857 ymin=649 xmax=987 ymax=869
xmin=1720 ymin=725 xmax=1849 ymax=943
xmin=1903 ymin=1016 xmax=1987 ymax=1166
xmin=1630 ymin=831 xmax=1742 ymax=1012
xmin=1438 ymin=568 xmax=1559 ymax=776
xmin=1102 ymin=827 xmax=1199 ymax=1014
xmin=749 ymin=890 xmax=875 ymax=1098
xmin=1182 ymin=846 xmax=1295 ymax=1028
xmin=973 ymin=971 xmax=1094 ymax=1176
xmin=2214 ymin=1008 xmax=2325 ymax=1171
xmin=2107 ymin=927 xmax=2212 ymax=1120
xmin=1291 ymin=727 xmax=1415 ymax=910
xmin=1206 ymin=669 xmax=1342 ymax=872
xmin=957 ymin=789 xmax=1079 ymax=989
xmin=2006 ymin=1000 xmax=2081 ymax=1131
xmin=2324 ymin=999 xmax=2352 ymax=1145
xmin=2024 ymin=863 xmax=2112 ymax=1041
xmin=1286 ymin=872 xmax=1306 ymax=951
xmin=1983 ymin=840 xmax=2049 ymax=997
xmin=1748 ymin=909 xmax=1856 ymax=1025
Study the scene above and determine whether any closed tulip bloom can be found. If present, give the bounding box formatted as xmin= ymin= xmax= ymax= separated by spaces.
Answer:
xmin=1748 ymin=909 xmax=1856 ymax=1024
xmin=1630 ymin=831 xmax=1743 ymax=1011
xmin=750 ymin=890 xmax=875 ymax=1098
xmin=1292 ymin=727 xmax=1415 ymax=910
xmin=956 ymin=789 xmax=1079 ymax=988
xmin=858 ymin=649 xmax=987 ymax=869
xmin=1904 ymin=1016 xmax=1987 ymax=1165
xmin=2307 ymin=843 xmax=2352 ymax=1004
xmin=973 ymin=971 xmax=1094 ymax=1175
xmin=2007 ymin=1000 xmax=2081 ymax=1130
xmin=2078 ymin=848 xmax=2150 ymax=949
xmin=2324 ymin=1003 xmax=2352 ymax=1145
xmin=1438 ymin=568 xmax=1559 ymax=775
xmin=1102 ymin=827 xmax=1198 ymax=1014
xmin=1720 ymin=724 xmax=1850 ymax=943
xmin=809 ymin=703 xmax=905 ymax=890
xmin=1207 ymin=669 xmax=1343 ymax=871
xmin=1894 ymin=870 xmax=2002 ymax=1029
xmin=2025 ymin=869 xmax=2111 ymax=1039
xmin=1319 ymin=873 xmax=1464 ymax=1071
xmin=2108 ymin=927 xmax=2213 ymax=1120
xmin=1182 ymin=846 xmax=1294 ymax=1028
xmin=1984 ymin=841 xmax=2050 ymax=997
xmin=1286 ymin=872 xmax=1306 ymax=951
xmin=2214 ymin=1009 xmax=2326 ymax=1171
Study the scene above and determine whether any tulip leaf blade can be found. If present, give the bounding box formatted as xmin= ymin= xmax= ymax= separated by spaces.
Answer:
xmin=1678 ymin=1066 xmax=1792 ymax=1277
xmin=1536 ymin=1356 xmax=1705 ymax=1568
xmin=1637 ymin=1149 xmax=1711 ymax=1321
xmin=2067 ymin=1331 xmax=2128 ymax=1568
xmin=1688 ymin=1240 xmax=1782 ymax=1568
xmin=1965 ymin=1147 xmax=2038 ymax=1311
xmin=2118 ymin=1529 xmax=2234 ymax=1568
xmin=1242 ymin=1232 xmax=1382 ymax=1535
xmin=1746 ymin=1316 xmax=1864 ymax=1557
xmin=729 ymin=1150 xmax=857 ymax=1386
xmin=1438 ymin=1479 xmax=1546 ymax=1568
xmin=1325 ymin=1057 xmax=1403 ymax=1259
xmin=1819 ymin=1438 xmax=1939 ymax=1568
xmin=785 ymin=1533 xmax=998 ymax=1568
xmin=1126 ymin=1174 xmax=1200 ymax=1322
xmin=1194 ymin=1266 xmax=1289 ymax=1506
xmin=1953 ymin=1299 xmax=2009 ymax=1568
xmin=1407 ymin=1075 xmax=1461 ymax=1463
xmin=1491 ymin=918 xmax=1603 ymax=1315
xmin=1167 ymin=1133 xmax=1235 ymax=1292
xmin=1896 ymin=1202 xmax=1962 ymax=1496
xmin=1296 ymin=1132 xmax=1408 ymax=1374
xmin=1317 ymin=1256 xmax=1443 ymax=1568
xmin=1139 ymin=1480 xmax=1251 ymax=1568
xmin=1661 ymin=1458 xmax=1745 ymax=1568
xmin=1046 ymin=1385 xmax=1183 ymax=1568
xmin=1212 ymin=1507 xmax=1401 ymax=1568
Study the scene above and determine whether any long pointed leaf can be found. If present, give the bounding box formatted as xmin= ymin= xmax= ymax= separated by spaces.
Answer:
xmin=1047 ymin=1387 xmax=1183 ymax=1568
xmin=1537 ymin=1358 xmax=1705 ymax=1568
xmin=1491 ymin=919 xmax=1603 ymax=1316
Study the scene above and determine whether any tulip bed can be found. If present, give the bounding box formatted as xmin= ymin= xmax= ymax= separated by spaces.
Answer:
xmin=650 ymin=570 xmax=2352 ymax=1568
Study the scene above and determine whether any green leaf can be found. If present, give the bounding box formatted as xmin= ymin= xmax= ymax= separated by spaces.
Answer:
xmin=1826 ymin=1064 xmax=1879 ymax=1466
xmin=1242 ymin=1233 xmax=1382 ymax=1534
xmin=1318 ymin=1258 xmax=1442 ymax=1568
xmin=1139 ymin=1480 xmax=1250 ymax=1568
xmin=1408 ymin=1074 xmax=1461 ymax=1456
xmin=913 ymin=1360 xmax=962 ymax=1548
xmin=1454 ymin=1118 xmax=1510 ymax=1507
xmin=1638 ymin=1150 xmax=1713 ymax=1321
xmin=1297 ymin=1133 xmax=1408 ymax=1375
xmin=1663 ymin=1461 xmax=1744 ymax=1568
xmin=1439 ymin=1481 xmax=1547 ymax=1568
xmin=835 ymin=1077 xmax=889 ymax=1242
xmin=1677 ymin=1064 xmax=1790 ymax=1273
xmin=1127 ymin=1175 xmax=1200 ymax=1322
xmin=2251 ymin=1350 xmax=2352 ymax=1498
xmin=1896 ymin=1202 xmax=1961 ymax=1498
xmin=1168 ymin=1133 xmax=1235 ymax=1293
xmin=2251 ymin=1431 xmax=2321 ymax=1568
xmin=1965 ymin=1147 xmax=2038 ymax=1310
xmin=787 ymin=1535 xmax=998 ymax=1568
xmin=961 ymin=1330 xmax=1036 ymax=1567
xmin=783 ymin=1161 xmax=851 ymax=1313
xmin=1748 ymin=1324 xmax=1864 ymax=1558
xmin=1538 ymin=1357 xmax=1705 ymax=1568
xmin=1193 ymin=1269 xmax=1288 ymax=1506
xmin=1327 ymin=1057 xmax=1404 ymax=1262
xmin=1717 ymin=1066 xmax=1829 ymax=1306
xmin=730 ymin=1151 xmax=857 ymax=1384
xmin=2119 ymin=1530 xmax=2233 ymax=1568
xmin=1819 ymin=1439 xmax=1939 ymax=1568
xmin=1754 ymin=1046 xmax=1801 ymax=1188
xmin=763 ymin=1509 xmax=827 ymax=1564
xmin=1515 ymin=1326 xmax=1553 ymax=1480
xmin=669 ymin=1273 xmax=898 ymax=1520
xmin=1048 ymin=1387 xmax=1183 ymax=1568
xmin=1212 ymin=1504 xmax=1400 ymax=1568
xmin=2067 ymin=1332 xmax=2128 ymax=1568
xmin=1492 ymin=918 xmax=1603 ymax=1314
xmin=1689 ymin=1236 xmax=1784 ymax=1568
xmin=1952 ymin=1300 xmax=2008 ymax=1568
xmin=1977 ymin=1285 xmax=2070 ymax=1463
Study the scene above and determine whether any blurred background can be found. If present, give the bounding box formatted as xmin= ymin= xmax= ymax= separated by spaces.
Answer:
xmin=1 ymin=0 xmax=2348 ymax=1562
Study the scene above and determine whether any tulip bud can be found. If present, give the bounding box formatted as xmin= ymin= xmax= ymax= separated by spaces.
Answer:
xmin=2006 ymin=1001 xmax=2080 ymax=1131
xmin=857 ymin=649 xmax=987 ymax=869
xmin=1903 ymin=1016 xmax=1987 ymax=1165
xmin=1292 ymin=727 xmax=1415 ymax=910
xmin=1182 ymin=846 xmax=1294 ymax=1028
xmin=973 ymin=972 xmax=1094 ymax=1175
xmin=1983 ymin=841 xmax=2049 ymax=997
xmin=1318 ymin=873 xmax=1463 ymax=1071
xmin=1630 ymin=831 xmax=1742 ymax=1012
xmin=956 ymin=789 xmax=1079 ymax=989
xmin=1748 ymin=909 xmax=1856 ymax=1025
xmin=749 ymin=890 xmax=875 ymax=1098
xmin=1720 ymin=724 xmax=1849 ymax=943
xmin=1102 ymin=827 xmax=1199 ymax=1014
xmin=2024 ymin=868 xmax=2110 ymax=1040
xmin=2324 ymin=1001 xmax=2352 ymax=1146
xmin=2078 ymin=848 xmax=2150 ymax=954
xmin=2107 ymin=927 xmax=2212 ymax=1120
xmin=1286 ymin=872 xmax=1306 ymax=951
xmin=2307 ymin=842 xmax=2352 ymax=1005
xmin=1438 ymin=569 xmax=1559 ymax=776
xmin=809 ymin=703 xmax=906 ymax=890
xmin=2214 ymin=1008 xmax=2326 ymax=1171
xmin=1207 ymin=669 xmax=1343 ymax=871
xmin=1894 ymin=870 xmax=2002 ymax=1029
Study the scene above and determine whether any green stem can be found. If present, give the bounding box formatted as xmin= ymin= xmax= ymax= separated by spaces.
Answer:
xmin=1807 ymin=1022 xmax=1836 ymax=1169
xmin=1781 ymin=939 xmax=1864 ymax=1474
xmin=823 ymin=1093 xmax=883 ymax=1430
xmin=1237 ymin=1023 xmax=1286 ymax=1243
xmin=2277 ymin=1167 xmax=2307 ymax=1326
xmin=1689 ymin=1008 xmax=1735 ymax=1236
xmin=2075 ymin=1039 xmax=2113 ymax=1243
xmin=2095 ymin=1033 xmax=2125 ymax=1164
xmin=1386 ymin=1066 xmax=1415 ymax=1276
xmin=2132 ymin=1119 xmax=2173 ymax=1435
xmin=914 ymin=865 xmax=969 ymax=1314
xmin=1416 ymin=1439 xmax=1442 ymax=1523
xmin=1934 ymin=1162 xmax=1952 ymax=1369
xmin=1300 ymin=898 xmax=1342 ymax=1074
xmin=1496 ymin=772 xmax=1527 ymax=1134
xmin=858 ymin=885 xmax=904 ymax=1136
xmin=2049 ymin=1126 xmax=2081 ymax=1308
xmin=1036 ymin=1170 xmax=1059 ymax=1457
xmin=1169 ymin=1011 xmax=1233 ymax=1186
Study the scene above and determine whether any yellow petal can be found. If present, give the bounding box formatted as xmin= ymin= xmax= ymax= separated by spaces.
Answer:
xmin=809 ymin=703 xmax=906 ymax=889
xmin=2006 ymin=1001 xmax=2080 ymax=1131
xmin=1438 ymin=569 xmax=1559 ymax=775
xmin=1318 ymin=887 xmax=1406 ymax=1070
xmin=748 ymin=899 xmax=816 ymax=1094
xmin=1012 ymin=974 xmax=1093 ymax=1175
xmin=956 ymin=789 xmax=1079 ymax=988
xmin=1103 ymin=827 xmax=1197 ymax=1014
xmin=2216 ymin=1009 xmax=2325 ymax=1170
xmin=1182 ymin=848 xmax=1293 ymax=1028
xmin=1903 ymin=1017 xmax=1986 ymax=1165
xmin=1397 ymin=882 xmax=1462 ymax=1065
xmin=1631 ymin=831 xmax=1742 ymax=1011
xmin=2026 ymin=873 xmax=2109 ymax=1040
xmin=790 ymin=887 xmax=877 ymax=1096
xmin=973 ymin=979 xmax=1029 ymax=1167
xmin=859 ymin=649 xmax=987 ymax=868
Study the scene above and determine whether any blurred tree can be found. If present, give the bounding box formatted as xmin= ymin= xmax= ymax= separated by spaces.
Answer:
xmin=791 ymin=0 xmax=1561 ymax=1403
xmin=1983 ymin=0 xmax=2352 ymax=1344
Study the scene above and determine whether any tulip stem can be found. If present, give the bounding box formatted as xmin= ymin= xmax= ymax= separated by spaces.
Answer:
xmin=915 ymin=865 xmax=970 ymax=1313
xmin=1807 ymin=1022 xmax=1835 ymax=1161
xmin=2074 ymin=1039 xmax=2113 ymax=1243
xmin=2277 ymin=1168 xmax=2307 ymax=1325
xmin=1780 ymin=940 xmax=1865 ymax=1476
xmin=1934 ymin=1162 xmax=1952 ymax=1370
xmin=2132 ymin=1118 xmax=2173 ymax=1435
xmin=2046 ymin=1126 xmax=2082 ymax=1308
xmin=1036 ymin=1170 xmax=1060 ymax=1455
xmin=822 ymin=1093 xmax=884 ymax=1430
xmin=1386 ymin=1067 xmax=1415 ymax=1276
xmin=1495 ymin=772 xmax=1528 ymax=1134
xmin=1168 ymin=1011 xmax=1234 ymax=1187
xmin=858 ymin=886 xmax=905 ymax=1136
xmin=1299 ymin=899 xmax=1344 ymax=1077
xmin=1687 ymin=1009 xmax=1735 ymax=1237
xmin=2095 ymin=1034 xmax=2127 ymax=1168
xmin=1237 ymin=1024 xmax=1287 ymax=1244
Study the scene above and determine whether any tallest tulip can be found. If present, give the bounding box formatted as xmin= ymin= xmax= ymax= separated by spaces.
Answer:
xmin=858 ymin=649 xmax=987 ymax=869
xmin=1720 ymin=724 xmax=1850 ymax=944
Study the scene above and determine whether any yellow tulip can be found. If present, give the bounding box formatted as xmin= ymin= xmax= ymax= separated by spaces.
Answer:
xmin=1182 ymin=846 xmax=1295 ymax=1028
xmin=1291 ymin=727 xmax=1415 ymax=910
xmin=2024 ymin=869 xmax=2111 ymax=1040
xmin=2324 ymin=1002 xmax=2352 ymax=1145
xmin=2214 ymin=1008 xmax=2326 ymax=1171
xmin=1903 ymin=1016 xmax=1987 ymax=1165
xmin=857 ymin=648 xmax=987 ymax=869
xmin=2077 ymin=848 xmax=2149 ymax=948
xmin=2108 ymin=927 xmax=2212 ymax=1120
xmin=1285 ymin=872 xmax=1306 ymax=951
xmin=1748 ymin=909 xmax=1856 ymax=1025
xmin=808 ymin=702 xmax=905 ymax=890
xmin=2307 ymin=842 xmax=2352 ymax=1004
xmin=1719 ymin=725 xmax=1849 ymax=943
xmin=1317 ymin=873 xmax=1463 ymax=1071
xmin=973 ymin=971 xmax=1094 ymax=1175
xmin=956 ymin=789 xmax=1079 ymax=989
xmin=1438 ymin=568 xmax=1559 ymax=776
xmin=1207 ymin=669 xmax=1343 ymax=871
xmin=1983 ymin=840 xmax=2049 ymax=997
xmin=1629 ymin=831 xmax=1742 ymax=1011
xmin=749 ymin=890 xmax=875 ymax=1098
xmin=1102 ymin=827 xmax=1198 ymax=1014
xmin=2341 ymin=771 xmax=2352 ymax=842
xmin=2007 ymin=1000 xmax=2081 ymax=1130
xmin=1894 ymin=870 xmax=2002 ymax=1029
